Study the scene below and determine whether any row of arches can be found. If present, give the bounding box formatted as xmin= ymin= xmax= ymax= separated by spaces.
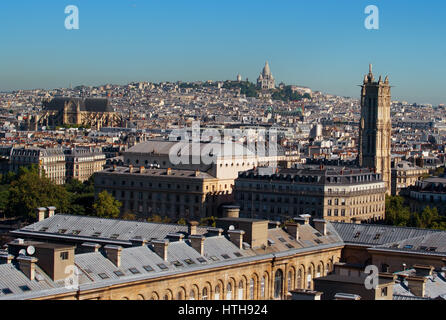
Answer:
xmin=118 ymin=258 xmax=337 ymax=301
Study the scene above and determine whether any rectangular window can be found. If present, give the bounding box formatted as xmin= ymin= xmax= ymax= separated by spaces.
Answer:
xmin=60 ymin=252 xmax=69 ymax=260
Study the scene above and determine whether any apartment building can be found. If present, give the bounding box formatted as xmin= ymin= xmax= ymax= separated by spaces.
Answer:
xmin=234 ymin=167 xmax=386 ymax=223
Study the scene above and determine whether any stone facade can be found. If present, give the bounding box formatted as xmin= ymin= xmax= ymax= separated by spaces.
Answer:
xmin=94 ymin=166 xmax=235 ymax=219
xmin=234 ymin=167 xmax=386 ymax=223
xmin=36 ymin=97 xmax=122 ymax=130
xmin=359 ymin=65 xmax=392 ymax=195
xmin=257 ymin=62 xmax=275 ymax=90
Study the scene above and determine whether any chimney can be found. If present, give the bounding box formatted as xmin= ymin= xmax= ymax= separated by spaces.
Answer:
xmin=228 ymin=230 xmax=245 ymax=250
xmin=36 ymin=207 xmax=47 ymax=222
xmin=313 ymin=219 xmax=327 ymax=236
xmin=195 ymin=170 xmax=200 ymax=177
xmin=113 ymin=164 xmax=117 ymax=171
xmin=166 ymin=233 xmax=185 ymax=243
xmin=190 ymin=235 xmax=205 ymax=256
xmin=139 ymin=166 xmax=145 ymax=174
xmin=413 ymin=265 xmax=434 ymax=277
xmin=104 ymin=245 xmax=123 ymax=268
xmin=188 ymin=221 xmax=199 ymax=236
xmin=222 ymin=206 xmax=240 ymax=218
xmin=129 ymin=165 xmax=134 ymax=173
xmin=407 ymin=276 xmax=427 ymax=297
xmin=286 ymin=222 xmax=299 ymax=240
xmin=17 ymin=256 xmax=38 ymax=281
xmin=268 ymin=221 xmax=281 ymax=229
xmin=206 ymin=227 xmax=224 ymax=237
xmin=80 ymin=242 xmax=101 ymax=253
xmin=167 ymin=168 xmax=172 ymax=175
xmin=295 ymin=215 xmax=310 ymax=225
xmin=47 ymin=206 xmax=56 ymax=218
xmin=0 ymin=253 xmax=14 ymax=264
xmin=130 ymin=238 xmax=148 ymax=247
xmin=152 ymin=240 xmax=169 ymax=261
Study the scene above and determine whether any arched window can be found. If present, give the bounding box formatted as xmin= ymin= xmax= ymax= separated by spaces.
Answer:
xmin=189 ymin=290 xmax=195 ymax=300
xmin=317 ymin=265 xmax=322 ymax=278
xmin=202 ymin=288 xmax=208 ymax=300
xmin=297 ymin=269 xmax=303 ymax=289
xmin=238 ymin=281 xmax=244 ymax=300
xmin=177 ymin=291 xmax=183 ymax=300
xmin=307 ymin=267 xmax=312 ymax=289
xmin=288 ymin=271 xmax=294 ymax=291
xmin=226 ymin=283 xmax=233 ymax=300
xmin=164 ymin=295 xmax=169 ymax=300
xmin=215 ymin=285 xmax=221 ymax=300
xmin=249 ymin=279 xmax=255 ymax=300
xmin=274 ymin=270 xmax=283 ymax=299
xmin=260 ymin=277 xmax=266 ymax=298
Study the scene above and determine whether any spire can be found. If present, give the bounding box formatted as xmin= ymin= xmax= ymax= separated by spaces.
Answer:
xmin=367 ymin=64 xmax=375 ymax=82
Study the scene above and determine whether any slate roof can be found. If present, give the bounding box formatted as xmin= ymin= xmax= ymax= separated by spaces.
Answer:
xmin=99 ymin=166 xmax=216 ymax=180
xmin=13 ymin=215 xmax=209 ymax=246
xmin=2 ymin=219 xmax=344 ymax=300
xmin=374 ymin=232 xmax=446 ymax=257
xmin=393 ymin=270 xmax=446 ymax=300
xmin=125 ymin=140 xmax=257 ymax=159
xmin=331 ymin=222 xmax=442 ymax=247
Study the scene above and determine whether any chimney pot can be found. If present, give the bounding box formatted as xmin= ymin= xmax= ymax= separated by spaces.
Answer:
xmin=0 ymin=253 xmax=14 ymax=264
xmin=36 ymin=207 xmax=47 ymax=222
xmin=313 ymin=219 xmax=327 ymax=236
xmin=152 ymin=240 xmax=169 ymax=261
xmin=130 ymin=238 xmax=148 ymax=247
xmin=286 ymin=222 xmax=299 ymax=240
xmin=104 ymin=245 xmax=123 ymax=268
xmin=17 ymin=256 xmax=38 ymax=281
xmin=188 ymin=221 xmax=199 ymax=236
xmin=228 ymin=230 xmax=245 ymax=250
xmin=47 ymin=206 xmax=56 ymax=218
xmin=80 ymin=242 xmax=101 ymax=253
xmin=190 ymin=235 xmax=205 ymax=256
xmin=206 ymin=227 xmax=224 ymax=237
xmin=407 ymin=276 xmax=427 ymax=297
xmin=166 ymin=233 xmax=185 ymax=242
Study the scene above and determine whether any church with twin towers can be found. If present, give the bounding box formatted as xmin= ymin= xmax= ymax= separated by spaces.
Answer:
xmin=359 ymin=64 xmax=392 ymax=195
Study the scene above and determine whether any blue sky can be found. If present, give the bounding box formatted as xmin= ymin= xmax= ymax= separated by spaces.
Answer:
xmin=0 ymin=0 xmax=445 ymax=104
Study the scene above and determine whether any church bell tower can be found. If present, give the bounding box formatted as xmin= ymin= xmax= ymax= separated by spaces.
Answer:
xmin=359 ymin=64 xmax=392 ymax=195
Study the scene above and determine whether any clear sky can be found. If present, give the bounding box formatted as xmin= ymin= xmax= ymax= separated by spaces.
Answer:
xmin=0 ymin=0 xmax=445 ymax=104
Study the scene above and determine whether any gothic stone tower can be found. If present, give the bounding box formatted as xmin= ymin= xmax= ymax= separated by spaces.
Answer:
xmin=359 ymin=65 xmax=392 ymax=195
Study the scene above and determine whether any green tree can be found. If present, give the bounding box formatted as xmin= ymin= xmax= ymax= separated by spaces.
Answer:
xmin=6 ymin=165 xmax=70 ymax=221
xmin=385 ymin=196 xmax=411 ymax=227
xmin=147 ymin=215 xmax=163 ymax=223
xmin=200 ymin=216 xmax=217 ymax=227
xmin=121 ymin=211 xmax=137 ymax=221
xmin=0 ymin=184 xmax=9 ymax=217
xmin=420 ymin=206 xmax=439 ymax=229
xmin=92 ymin=191 xmax=122 ymax=219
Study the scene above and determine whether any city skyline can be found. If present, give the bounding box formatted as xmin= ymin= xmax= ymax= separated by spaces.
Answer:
xmin=1 ymin=0 xmax=446 ymax=105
